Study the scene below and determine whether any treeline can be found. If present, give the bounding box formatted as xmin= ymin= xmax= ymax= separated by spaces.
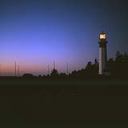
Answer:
xmin=108 ymin=51 xmax=128 ymax=79
xmin=21 ymin=51 xmax=128 ymax=80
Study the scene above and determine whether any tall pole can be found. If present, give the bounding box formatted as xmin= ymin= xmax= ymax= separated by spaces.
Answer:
xmin=48 ymin=65 xmax=50 ymax=75
xmin=15 ymin=61 xmax=16 ymax=76
xmin=0 ymin=64 xmax=1 ymax=76
xmin=17 ymin=65 xmax=20 ymax=77
xmin=66 ymin=63 xmax=69 ymax=74
xmin=53 ymin=61 xmax=55 ymax=69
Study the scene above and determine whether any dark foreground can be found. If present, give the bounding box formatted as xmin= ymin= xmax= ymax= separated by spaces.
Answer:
xmin=0 ymin=78 xmax=128 ymax=127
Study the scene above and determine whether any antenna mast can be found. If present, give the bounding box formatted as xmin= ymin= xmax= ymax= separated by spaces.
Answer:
xmin=53 ymin=61 xmax=56 ymax=69
xmin=15 ymin=61 xmax=17 ymax=76
xmin=48 ymin=65 xmax=50 ymax=75
xmin=66 ymin=63 xmax=69 ymax=74
xmin=17 ymin=65 xmax=20 ymax=76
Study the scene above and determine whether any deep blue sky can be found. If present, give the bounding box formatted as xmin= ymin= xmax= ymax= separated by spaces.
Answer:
xmin=0 ymin=0 xmax=128 ymax=75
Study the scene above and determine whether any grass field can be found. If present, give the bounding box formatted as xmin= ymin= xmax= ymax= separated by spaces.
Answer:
xmin=0 ymin=78 xmax=128 ymax=127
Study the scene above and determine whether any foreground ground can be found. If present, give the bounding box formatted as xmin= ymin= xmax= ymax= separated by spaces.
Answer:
xmin=0 ymin=78 xmax=128 ymax=127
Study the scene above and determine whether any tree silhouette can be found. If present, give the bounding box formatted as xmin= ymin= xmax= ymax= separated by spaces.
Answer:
xmin=50 ymin=69 xmax=59 ymax=78
xmin=108 ymin=51 xmax=128 ymax=78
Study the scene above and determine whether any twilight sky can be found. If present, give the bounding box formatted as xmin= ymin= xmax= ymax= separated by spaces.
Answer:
xmin=0 ymin=0 xmax=128 ymax=75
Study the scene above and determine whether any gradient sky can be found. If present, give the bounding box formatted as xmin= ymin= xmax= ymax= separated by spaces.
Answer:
xmin=0 ymin=0 xmax=128 ymax=75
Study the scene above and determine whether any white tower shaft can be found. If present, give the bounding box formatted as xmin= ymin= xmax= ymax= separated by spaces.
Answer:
xmin=99 ymin=47 xmax=106 ymax=75
xmin=98 ymin=32 xmax=107 ymax=75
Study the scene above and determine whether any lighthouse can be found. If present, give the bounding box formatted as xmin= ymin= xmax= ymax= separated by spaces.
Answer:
xmin=98 ymin=32 xmax=108 ymax=75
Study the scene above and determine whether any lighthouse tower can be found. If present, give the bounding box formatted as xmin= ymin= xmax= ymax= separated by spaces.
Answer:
xmin=98 ymin=32 xmax=108 ymax=75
